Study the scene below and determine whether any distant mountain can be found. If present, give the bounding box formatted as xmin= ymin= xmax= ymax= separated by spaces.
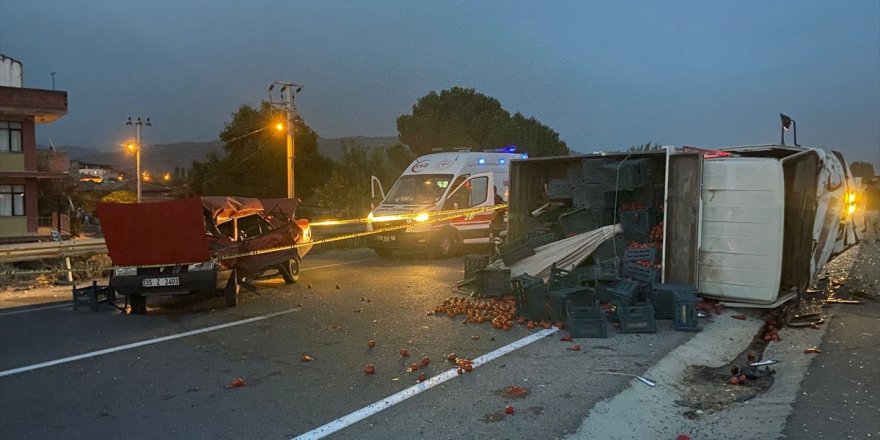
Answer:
xmin=43 ymin=135 xmax=401 ymax=172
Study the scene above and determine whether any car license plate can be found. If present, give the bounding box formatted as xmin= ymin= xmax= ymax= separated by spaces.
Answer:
xmin=377 ymin=235 xmax=396 ymax=242
xmin=142 ymin=277 xmax=180 ymax=287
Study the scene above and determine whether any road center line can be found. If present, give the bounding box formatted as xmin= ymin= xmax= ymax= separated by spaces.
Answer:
xmin=0 ymin=308 xmax=300 ymax=378
xmin=0 ymin=303 xmax=70 ymax=317
xmin=291 ymin=327 xmax=559 ymax=440
xmin=301 ymin=258 xmax=376 ymax=272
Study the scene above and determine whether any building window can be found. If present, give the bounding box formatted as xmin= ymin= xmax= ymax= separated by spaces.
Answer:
xmin=0 ymin=121 xmax=23 ymax=153
xmin=0 ymin=184 xmax=25 ymax=216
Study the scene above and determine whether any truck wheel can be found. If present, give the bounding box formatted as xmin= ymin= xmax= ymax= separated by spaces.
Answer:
xmin=431 ymin=230 xmax=460 ymax=259
xmin=279 ymin=258 xmax=300 ymax=284
xmin=130 ymin=294 xmax=147 ymax=315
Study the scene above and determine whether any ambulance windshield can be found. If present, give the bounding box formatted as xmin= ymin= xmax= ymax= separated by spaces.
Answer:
xmin=384 ymin=174 xmax=454 ymax=204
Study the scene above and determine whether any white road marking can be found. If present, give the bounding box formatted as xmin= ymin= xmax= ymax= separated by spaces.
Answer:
xmin=0 ymin=303 xmax=70 ymax=317
xmin=301 ymin=258 xmax=376 ymax=272
xmin=291 ymin=327 xmax=559 ymax=440
xmin=0 ymin=308 xmax=300 ymax=378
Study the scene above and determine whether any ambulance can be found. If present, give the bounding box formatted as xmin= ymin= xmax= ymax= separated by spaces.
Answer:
xmin=368 ymin=150 xmax=526 ymax=258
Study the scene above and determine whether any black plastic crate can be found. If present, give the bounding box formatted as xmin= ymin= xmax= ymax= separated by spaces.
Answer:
xmin=549 ymin=286 xmax=594 ymax=323
xmin=604 ymin=278 xmax=639 ymax=305
xmin=622 ymin=262 xmax=658 ymax=286
xmin=623 ymin=247 xmax=657 ymax=264
xmin=618 ymin=305 xmax=658 ymax=333
xmin=498 ymin=240 xmax=535 ymax=266
xmin=558 ymin=208 xmax=614 ymax=237
xmin=602 ymin=159 xmax=650 ymax=190
xmin=546 ymin=178 xmax=573 ymax=200
xmin=673 ymin=290 xmax=701 ymax=332
xmin=593 ymin=236 xmax=626 ymax=262
xmin=512 ymin=275 xmax=548 ymax=321
xmin=577 ymin=258 xmax=621 ymax=282
xmin=650 ymin=283 xmax=697 ymax=319
xmin=582 ymin=158 xmax=614 ymax=184
xmin=475 ymin=268 xmax=512 ymax=297
xmin=464 ymin=254 xmax=491 ymax=280
xmin=573 ymin=185 xmax=616 ymax=209
xmin=567 ymin=306 xmax=609 ymax=338
xmin=72 ymin=281 xmax=116 ymax=312
xmin=619 ymin=208 xmax=651 ymax=242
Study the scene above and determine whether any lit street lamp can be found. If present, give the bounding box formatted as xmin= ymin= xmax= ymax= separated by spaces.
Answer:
xmin=268 ymin=82 xmax=302 ymax=198
xmin=126 ymin=117 xmax=152 ymax=203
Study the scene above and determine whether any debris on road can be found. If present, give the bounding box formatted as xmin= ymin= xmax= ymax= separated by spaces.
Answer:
xmin=407 ymin=363 xmax=419 ymax=372
xmin=399 ymin=348 xmax=410 ymax=357
xmin=750 ymin=359 xmax=779 ymax=367
xmin=301 ymin=355 xmax=313 ymax=362
xmin=567 ymin=344 xmax=581 ymax=351
xmin=501 ymin=386 xmax=529 ymax=398
xmin=224 ymin=377 xmax=246 ymax=389
xmin=504 ymin=405 xmax=515 ymax=415
xmin=419 ymin=356 xmax=431 ymax=367
xmin=560 ymin=335 xmax=573 ymax=342
xmin=368 ymin=339 xmax=376 ymax=348
xmin=417 ymin=372 xmax=426 ymax=382
xmin=364 ymin=364 xmax=376 ymax=374
xmin=826 ymin=298 xmax=862 ymax=305
xmin=804 ymin=347 xmax=822 ymax=354
xmin=731 ymin=314 xmax=747 ymax=320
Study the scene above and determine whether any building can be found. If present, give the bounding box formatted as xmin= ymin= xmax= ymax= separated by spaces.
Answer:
xmin=0 ymin=54 xmax=69 ymax=243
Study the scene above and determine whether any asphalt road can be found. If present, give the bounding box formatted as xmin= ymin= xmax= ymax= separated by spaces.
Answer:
xmin=0 ymin=248 xmax=696 ymax=440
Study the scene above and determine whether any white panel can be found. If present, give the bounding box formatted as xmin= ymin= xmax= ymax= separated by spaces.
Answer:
xmin=698 ymin=158 xmax=784 ymax=303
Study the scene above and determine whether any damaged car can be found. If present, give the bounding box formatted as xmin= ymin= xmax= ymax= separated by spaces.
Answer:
xmin=97 ymin=196 xmax=312 ymax=314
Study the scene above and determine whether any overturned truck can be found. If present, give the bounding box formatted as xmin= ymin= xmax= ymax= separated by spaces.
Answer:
xmin=506 ymin=145 xmax=860 ymax=306
xmin=97 ymin=197 xmax=312 ymax=313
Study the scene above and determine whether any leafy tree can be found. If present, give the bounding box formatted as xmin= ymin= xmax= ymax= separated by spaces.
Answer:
xmin=314 ymin=146 xmax=386 ymax=218
xmin=850 ymin=161 xmax=876 ymax=180
xmin=397 ymin=87 xmax=568 ymax=157
xmin=101 ymin=191 xmax=137 ymax=204
xmin=190 ymin=103 xmax=331 ymax=199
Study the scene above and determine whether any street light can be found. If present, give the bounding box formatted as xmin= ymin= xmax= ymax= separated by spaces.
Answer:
xmin=126 ymin=117 xmax=152 ymax=203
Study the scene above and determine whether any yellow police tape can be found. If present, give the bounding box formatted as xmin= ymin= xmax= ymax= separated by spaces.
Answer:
xmin=0 ymin=203 xmax=507 ymax=276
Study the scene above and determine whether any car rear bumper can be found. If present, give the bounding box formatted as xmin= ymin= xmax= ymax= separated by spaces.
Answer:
xmin=111 ymin=270 xmax=226 ymax=297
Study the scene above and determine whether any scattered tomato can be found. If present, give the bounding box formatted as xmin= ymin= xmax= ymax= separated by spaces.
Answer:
xmin=504 ymin=405 xmax=514 ymax=415
xmin=560 ymin=335 xmax=573 ymax=342
xmin=224 ymin=377 xmax=246 ymax=389
xmin=368 ymin=340 xmax=376 ymax=348
xmin=417 ymin=372 xmax=426 ymax=383
xmin=399 ymin=349 xmax=410 ymax=357
xmin=301 ymin=355 xmax=313 ymax=362
xmin=567 ymin=344 xmax=581 ymax=351
xmin=364 ymin=364 xmax=375 ymax=375
xmin=419 ymin=356 xmax=430 ymax=367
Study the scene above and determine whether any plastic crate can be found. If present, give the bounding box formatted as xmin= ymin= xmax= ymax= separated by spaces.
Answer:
xmin=546 ymin=178 xmax=573 ymax=200
xmin=619 ymin=208 xmax=651 ymax=242
xmin=604 ymin=278 xmax=639 ymax=305
xmin=673 ymin=290 xmax=701 ymax=332
xmin=649 ymin=283 xmax=697 ymax=319
xmin=549 ymin=286 xmax=595 ymax=323
xmin=593 ymin=236 xmax=626 ymax=262
xmin=576 ymin=258 xmax=621 ymax=282
xmin=498 ymin=240 xmax=535 ymax=266
xmin=622 ymin=262 xmax=658 ymax=286
xmin=582 ymin=159 xmax=613 ymax=184
xmin=623 ymin=248 xmax=657 ymax=264
xmin=618 ymin=305 xmax=658 ymax=333
xmin=558 ymin=208 xmax=614 ymax=237
xmin=72 ymin=281 xmax=116 ymax=312
xmin=602 ymin=159 xmax=650 ymax=190
xmin=512 ymin=275 xmax=548 ymax=321
xmin=475 ymin=269 xmax=512 ymax=297
xmin=464 ymin=254 xmax=491 ymax=280
xmin=573 ymin=185 xmax=616 ymax=209
xmin=567 ymin=306 xmax=609 ymax=338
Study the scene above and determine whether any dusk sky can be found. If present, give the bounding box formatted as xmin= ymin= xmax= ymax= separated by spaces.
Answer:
xmin=2 ymin=1 xmax=878 ymax=166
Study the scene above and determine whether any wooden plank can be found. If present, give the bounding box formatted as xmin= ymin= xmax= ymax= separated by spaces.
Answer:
xmin=663 ymin=153 xmax=701 ymax=285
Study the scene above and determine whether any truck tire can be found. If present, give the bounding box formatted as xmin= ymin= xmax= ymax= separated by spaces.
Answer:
xmin=279 ymin=258 xmax=300 ymax=284
xmin=130 ymin=294 xmax=147 ymax=315
xmin=431 ymin=229 xmax=460 ymax=259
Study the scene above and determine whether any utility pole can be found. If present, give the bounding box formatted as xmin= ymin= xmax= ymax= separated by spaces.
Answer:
xmin=126 ymin=117 xmax=152 ymax=203
xmin=268 ymin=81 xmax=303 ymax=198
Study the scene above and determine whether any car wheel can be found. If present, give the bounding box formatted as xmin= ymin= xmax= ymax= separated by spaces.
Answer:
xmin=373 ymin=248 xmax=396 ymax=259
xmin=431 ymin=229 xmax=460 ymax=259
xmin=130 ymin=294 xmax=147 ymax=315
xmin=280 ymin=258 xmax=300 ymax=284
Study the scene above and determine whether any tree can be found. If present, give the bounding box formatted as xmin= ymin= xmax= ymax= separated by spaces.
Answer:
xmin=850 ymin=161 xmax=876 ymax=181
xmin=101 ymin=191 xmax=137 ymax=204
xmin=314 ymin=146 xmax=386 ymax=218
xmin=397 ymin=87 xmax=568 ymax=157
xmin=190 ymin=103 xmax=332 ymax=199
